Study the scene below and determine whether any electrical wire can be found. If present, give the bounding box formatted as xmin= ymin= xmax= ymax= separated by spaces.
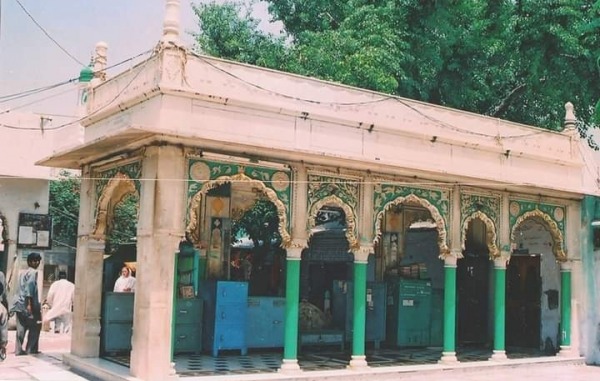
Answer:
xmin=14 ymin=0 xmax=85 ymax=66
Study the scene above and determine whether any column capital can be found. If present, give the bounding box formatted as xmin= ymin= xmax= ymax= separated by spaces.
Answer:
xmin=286 ymin=238 xmax=307 ymax=259
xmin=493 ymin=253 xmax=510 ymax=269
xmin=354 ymin=244 xmax=372 ymax=263
xmin=560 ymin=260 xmax=573 ymax=272
xmin=443 ymin=249 xmax=462 ymax=267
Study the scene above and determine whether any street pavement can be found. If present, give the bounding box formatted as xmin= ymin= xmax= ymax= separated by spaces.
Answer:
xmin=1 ymin=328 xmax=599 ymax=380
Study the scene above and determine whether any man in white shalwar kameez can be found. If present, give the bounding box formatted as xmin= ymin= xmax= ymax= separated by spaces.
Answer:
xmin=43 ymin=271 xmax=74 ymax=334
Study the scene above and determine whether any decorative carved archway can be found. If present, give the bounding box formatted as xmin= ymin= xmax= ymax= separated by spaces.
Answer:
xmin=92 ymin=172 xmax=137 ymax=240
xmin=461 ymin=211 xmax=499 ymax=259
xmin=186 ymin=173 xmax=291 ymax=248
xmin=510 ymin=209 xmax=566 ymax=261
xmin=307 ymin=194 xmax=359 ymax=252
xmin=374 ymin=193 xmax=450 ymax=258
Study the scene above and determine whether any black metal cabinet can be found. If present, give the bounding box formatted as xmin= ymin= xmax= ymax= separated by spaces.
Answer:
xmin=102 ymin=292 xmax=134 ymax=354
xmin=331 ymin=280 xmax=387 ymax=348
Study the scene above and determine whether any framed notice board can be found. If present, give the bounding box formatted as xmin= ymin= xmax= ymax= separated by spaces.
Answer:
xmin=17 ymin=213 xmax=52 ymax=250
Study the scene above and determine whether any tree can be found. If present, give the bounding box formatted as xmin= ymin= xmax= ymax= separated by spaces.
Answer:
xmin=192 ymin=0 xmax=600 ymax=146
xmin=49 ymin=170 xmax=80 ymax=248
xmin=231 ymin=198 xmax=281 ymax=264
xmin=49 ymin=171 xmax=139 ymax=254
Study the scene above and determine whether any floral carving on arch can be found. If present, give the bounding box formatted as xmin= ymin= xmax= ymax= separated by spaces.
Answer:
xmin=186 ymin=173 xmax=291 ymax=248
xmin=461 ymin=211 xmax=499 ymax=259
xmin=511 ymin=209 xmax=566 ymax=261
xmin=92 ymin=172 xmax=137 ymax=240
xmin=307 ymin=194 xmax=359 ymax=251
xmin=374 ymin=193 xmax=450 ymax=258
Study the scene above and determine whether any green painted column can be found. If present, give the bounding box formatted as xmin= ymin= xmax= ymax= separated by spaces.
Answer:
xmin=352 ymin=261 xmax=367 ymax=354
xmin=560 ymin=262 xmax=572 ymax=352
xmin=490 ymin=256 xmax=508 ymax=360
xmin=348 ymin=247 xmax=371 ymax=369
xmin=439 ymin=255 xmax=458 ymax=363
xmin=281 ymin=255 xmax=301 ymax=371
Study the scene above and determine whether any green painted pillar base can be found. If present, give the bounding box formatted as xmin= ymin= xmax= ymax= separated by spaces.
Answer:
xmin=281 ymin=257 xmax=301 ymax=372
xmin=439 ymin=256 xmax=458 ymax=364
xmin=349 ymin=260 xmax=368 ymax=369
xmin=559 ymin=262 xmax=573 ymax=356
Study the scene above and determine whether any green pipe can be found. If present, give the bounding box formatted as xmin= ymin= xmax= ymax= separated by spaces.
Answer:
xmin=352 ymin=261 xmax=367 ymax=356
xmin=284 ymin=258 xmax=301 ymax=360
xmin=493 ymin=265 xmax=506 ymax=351
xmin=560 ymin=269 xmax=572 ymax=346
xmin=443 ymin=264 xmax=457 ymax=353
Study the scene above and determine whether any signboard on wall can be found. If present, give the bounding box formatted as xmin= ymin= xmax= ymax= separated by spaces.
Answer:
xmin=17 ymin=213 xmax=52 ymax=249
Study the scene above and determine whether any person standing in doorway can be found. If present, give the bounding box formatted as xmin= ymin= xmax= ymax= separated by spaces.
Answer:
xmin=43 ymin=271 xmax=74 ymax=333
xmin=113 ymin=266 xmax=136 ymax=292
xmin=0 ymin=270 xmax=8 ymax=361
xmin=10 ymin=252 xmax=42 ymax=355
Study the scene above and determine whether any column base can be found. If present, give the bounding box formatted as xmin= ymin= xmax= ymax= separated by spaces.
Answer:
xmin=489 ymin=350 xmax=508 ymax=361
xmin=279 ymin=359 xmax=302 ymax=373
xmin=438 ymin=351 xmax=459 ymax=364
xmin=558 ymin=346 xmax=577 ymax=358
xmin=348 ymin=355 xmax=369 ymax=369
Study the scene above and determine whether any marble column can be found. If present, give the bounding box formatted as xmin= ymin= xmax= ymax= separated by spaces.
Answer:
xmin=349 ymin=246 xmax=370 ymax=369
xmin=348 ymin=176 xmax=374 ymax=369
xmin=558 ymin=260 xmax=573 ymax=356
xmin=490 ymin=256 xmax=508 ymax=361
xmin=439 ymin=253 xmax=459 ymax=363
xmin=71 ymin=165 xmax=104 ymax=357
xmin=439 ymin=186 xmax=460 ymax=364
xmin=129 ymin=146 xmax=185 ymax=381
xmin=280 ymin=164 xmax=308 ymax=373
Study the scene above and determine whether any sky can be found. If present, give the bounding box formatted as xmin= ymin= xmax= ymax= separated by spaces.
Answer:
xmin=0 ymin=0 xmax=281 ymax=122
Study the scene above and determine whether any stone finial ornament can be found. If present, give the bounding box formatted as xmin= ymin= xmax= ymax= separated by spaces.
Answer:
xmin=162 ymin=0 xmax=181 ymax=43
xmin=92 ymin=41 xmax=108 ymax=84
xmin=563 ymin=101 xmax=577 ymax=133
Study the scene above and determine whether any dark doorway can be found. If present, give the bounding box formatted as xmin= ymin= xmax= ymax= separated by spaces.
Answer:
xmin=457 ymin=220 xmax=490 ymax=345
xmin=506 ymin=254 xmax=541 ymax=349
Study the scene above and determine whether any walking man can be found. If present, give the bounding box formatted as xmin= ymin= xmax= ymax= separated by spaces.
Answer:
xmin=10 ymin=252 xmax=42 ymax=355
xmin=44 ymin=271 xmax=74 ymax=333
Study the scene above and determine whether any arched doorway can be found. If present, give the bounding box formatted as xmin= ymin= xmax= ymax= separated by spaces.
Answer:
xmin=507 ymin=217 xmax=561 ymax=353
xmin=457 ymin=218 xmax=492 ymax=346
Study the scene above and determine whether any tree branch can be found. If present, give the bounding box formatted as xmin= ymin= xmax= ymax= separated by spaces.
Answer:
xmin=490 ymin=83 xmax=527 ymax=117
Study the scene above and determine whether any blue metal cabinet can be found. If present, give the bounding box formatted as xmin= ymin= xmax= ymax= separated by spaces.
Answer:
xmin=174 ymin=298 xmax=203 ymax=354
xmin=331 ymin=280 xmax=387 ymax=348
xmin=102 ymin=292 xmax=134 ymax=354
xmin=386 ymin=278 xmax=432 ymax=347
xmin=200 ymin=280 xmax=248 ymax=356
xmin=246 ymin=297 xmax=285 ymax=348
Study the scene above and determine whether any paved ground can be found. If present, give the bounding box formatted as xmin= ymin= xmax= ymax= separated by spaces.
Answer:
xmin=1 ymin=328 xmax=600 ymax=380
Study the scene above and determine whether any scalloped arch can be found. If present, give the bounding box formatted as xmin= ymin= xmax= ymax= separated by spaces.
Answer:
xmin=374 ymin=193 xmax=449 ymax=258
xmin=511 ymin=209 xmax=566 ymax=261
xmin=186 ymin=173 xmax=291 ymax=248
xmin=307 ymin=194 xmax=359 ymax=251
xmin=92 ymin=172 xmax=137 ymax=239
xmin=462 ymin=211 xmax=499 ymax=259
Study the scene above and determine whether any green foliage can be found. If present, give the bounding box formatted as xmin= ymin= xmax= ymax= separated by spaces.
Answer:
xmin=231 ymin=198 xmax=281 ymax=262
xmin=192 ymin=0 xmax=600 ymax=146
xmin=49 ymin=171 xmax=81 ymax=248
xmin=49 ymin=170 xmax=139 ymax=253
xmin=105 ymin=193 xmax=139 ymax=254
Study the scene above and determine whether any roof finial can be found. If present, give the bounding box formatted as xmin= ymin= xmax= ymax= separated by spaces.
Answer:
xmin=162 ymin=0 xmax=181 ymax=44
xmin=563 ymin=101 xmax=577 ymax=134
xmin=91 ymin=41 xmax=108 ymax=86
